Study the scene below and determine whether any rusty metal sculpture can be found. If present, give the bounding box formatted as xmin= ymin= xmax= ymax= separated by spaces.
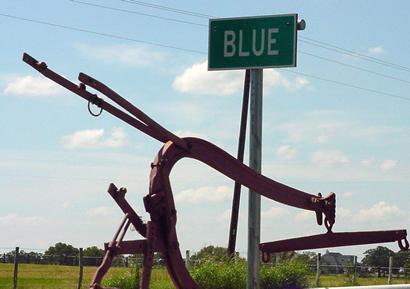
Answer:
xmin=23 ymin=53 xmax=408 ymax=289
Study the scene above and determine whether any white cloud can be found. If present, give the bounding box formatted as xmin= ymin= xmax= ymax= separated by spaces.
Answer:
xmin=174 ymin=130 xmax=205 ymax=138
xmin=264 ymin=70 xmax=309 ymax=91
xmin=380 ymin=160 xmax=398 ymax=171
xmin=357 ymin=202 xmax=403 ymax=221
xmin=276 ymin=145 xmax=296 ymax=160
xmin=261 ymin=207 xmax=289 ymax=219
xmin=341 ymin=191 xmax=354 ymax=198
xmin=86 ymin=206 xmax=117 ymax=217
xmin=294 ymin=210 xmax=314 ymax=222
xmin=0 ymin=214 xmax=45 ymax=226
xmin=175 ymin=185 xmax=231 ymax=204
xmin=3 ymin=75 xmax=61 ymax=97
xmin=368 ymin=46 xmax=385 ymax=55
xmin=360 ymin=159 xmax=375 ymax=167
xmin=338 ymin=207 xmax=353 ymax=218
xmin=311 ymin=150 xmax=350 ymax=166
xmin=61 ymin=127 xmax=129 ymax=149
xmin=75 ymin=43 xmax=164 ymax=66
xmin=276 ymin=111 xmax=401 ymax=145
xmin=173 ymin=61 xmax=308 ymax=96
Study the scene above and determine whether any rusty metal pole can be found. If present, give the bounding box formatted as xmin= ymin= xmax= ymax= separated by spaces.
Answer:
xmin=228 ymin=69 xmax=251 ymax=256
xmin=247 ymin=69 xmax=263 ymax=289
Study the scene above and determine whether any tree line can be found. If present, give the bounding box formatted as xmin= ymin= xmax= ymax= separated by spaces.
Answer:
xmin=1 ymin=243 xmax=409 ymax=271
xmin=1 ymin=243 xmax=107 ymax=266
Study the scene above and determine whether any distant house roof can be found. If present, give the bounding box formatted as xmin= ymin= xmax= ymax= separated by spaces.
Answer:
xmin=321 ymin=250 xmax=355 ymax=267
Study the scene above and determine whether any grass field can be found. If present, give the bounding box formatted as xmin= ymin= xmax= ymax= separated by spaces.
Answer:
xmin=0 ymin=263 xmax=409 ymax=289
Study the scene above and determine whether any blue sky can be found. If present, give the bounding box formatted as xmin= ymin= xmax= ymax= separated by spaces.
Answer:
xmin=1 ymin=0 xmax=409 ymax=261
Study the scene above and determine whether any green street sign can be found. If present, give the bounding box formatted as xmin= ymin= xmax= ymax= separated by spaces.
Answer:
xmin=208 ymin=14 xmax=298 ymax=70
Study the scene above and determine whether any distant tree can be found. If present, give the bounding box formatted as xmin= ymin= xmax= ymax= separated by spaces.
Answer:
xmin=83 ymin=246 xmax=105 ymax=266
xmin=190 ymin=246 xmax=243 ymax=264
xmin=362 ymin=246 xmax=394 ymax=277
xmin=293 ymin=251 xmax=317 ymax=266
xmin=44 ymin=242 xmax=79 ymax=265
xmin=19 ymin=251 xmax=44 ymax=264
xmin=273 ymin=251 xmax=297 ymax=263
xmin=393 ymin=250 xmax=410 ymax=268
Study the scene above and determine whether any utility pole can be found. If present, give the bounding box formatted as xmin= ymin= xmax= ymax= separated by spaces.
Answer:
xmin=247 ymin=69 xmax=263 ymax=289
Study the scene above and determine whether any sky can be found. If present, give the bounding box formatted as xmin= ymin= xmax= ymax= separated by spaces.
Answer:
xmin=0 ymin=0 xmax=409 ymax=262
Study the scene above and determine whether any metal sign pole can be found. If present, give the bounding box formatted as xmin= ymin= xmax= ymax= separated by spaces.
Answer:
xmin=247 ymin=68 xmax=263 ymax=289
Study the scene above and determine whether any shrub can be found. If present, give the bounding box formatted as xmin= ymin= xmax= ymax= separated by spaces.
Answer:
xmin=191 ymin=259 xmax=309 ymax=289
xmin=260 ymin=261 xmax=309 ymax=289
xmin=191 ymin=260 xmax=246 ymax=289
xmin=102 ymin=268 xmax=140 ymax=289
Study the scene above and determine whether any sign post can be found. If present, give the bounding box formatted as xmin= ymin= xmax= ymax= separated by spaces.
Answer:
xmin=248 ymin=68 xmax=263 ymax=289
xmin=208 ymin=13 xmax=303 ymax=289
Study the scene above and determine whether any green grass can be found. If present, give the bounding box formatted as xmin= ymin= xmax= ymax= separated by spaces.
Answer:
xmin=307 ymin=274 xmax=410 ymax=287
xmin=0 ymin=263 xmax=175 ymax=289
xmin=1 ymin=263 xmax=409 ymax=289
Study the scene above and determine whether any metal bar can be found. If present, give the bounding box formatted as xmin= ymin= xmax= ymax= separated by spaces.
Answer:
xmin=140 ymin=221 xmax=154 ymax=289
xmin=248 ymin=68 xmax=263 ymax=289
xmin=228 ymin=69 xmax=250 ymax=256
xmin=107 ymin=183 xmax=147 ymax=237
xmin=22 ymin=53 xmax=167 ymax=144
xmin=79 ymin=73 xmax=188 ymax=150
xmin=259 ymin=230 xmax=408 ymax=253
xmin=116 ymin=219 xmax=131 ymax=244
xmin=108 ymin=213 xmax=129 ymax=248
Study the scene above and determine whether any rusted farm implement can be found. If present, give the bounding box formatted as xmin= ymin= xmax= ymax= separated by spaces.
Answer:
xmin=23 ymin=53 xmax=408 ymax=289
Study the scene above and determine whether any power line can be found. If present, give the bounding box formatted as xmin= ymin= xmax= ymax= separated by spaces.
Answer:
xmin=300 ymin=37 xmax=410 ymax=73
xmin=116 ymin=0 xmax=213 ymax=19
xmin=75 ymin=1 xmax=410 ymax=79
xmin=70 ymin=0 xmax=206 ymax=27
xmin=0 ymin=13 xmax=205 ymax=55
xmin=300 ymin=36 xmax=410 ymax=71
xmin=299 ymin=51 xmax=410 ymax=85
xmin=282 ymin=69 xmax=410 ymax=102
xmin=111 ymin=0 xmax=410 ymax=73
xmin=1 ymin=12 xmax=409 ymax=103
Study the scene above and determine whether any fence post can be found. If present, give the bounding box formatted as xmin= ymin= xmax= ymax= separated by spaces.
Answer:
xmin=315 ymin=253 xmax=321 ymax=287
xmin=352 ymin=255 xmax=357 ymax=284
xmin=13 ymin=247 xmax=19 ymax=289
xmin=185 ymin=250 xmax=190 ymax=270
xmin=78 ymin=248 xmax=83 ymax=289
xmin=388 ymin=255 xmax=393 ymax=285
xmin=125 ymin=256 xmax=129 ymax=268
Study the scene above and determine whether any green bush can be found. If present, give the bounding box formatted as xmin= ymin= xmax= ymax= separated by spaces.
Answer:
xmin=191 ymin=260 xmax=246 ymax=289
xmin=102 ymin=268 xmax=140 ymax=289
xmin=191 ymin=259 xmax=309 ymax=289
xmin=260 ymin=261 xmax=309 ymax=289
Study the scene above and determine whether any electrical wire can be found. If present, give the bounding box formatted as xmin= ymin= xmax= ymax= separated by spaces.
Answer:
xmin=300 ymin=36 xmax=410 ymax=72
xmin=0 ymin=13 xmax=205 ymax=55
xmin=299 ymin=51 xmax=410 ymax=85
xmin=1 ymin=12 xmax=409 ymax=102
xmin=115 ymin=0 xmax=213 ymax=19
xmin=70 ymin=0 xmax=206 ymax=27
xmin=300 ymin=38 xmax=410 ymax=73
xmin=281 ymin=68 xmax=410 ymax=102
xmin=73 ymin=0 xmax=410 ymax=81
xmin=113 ymin=0 xmax=410 ymax=73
